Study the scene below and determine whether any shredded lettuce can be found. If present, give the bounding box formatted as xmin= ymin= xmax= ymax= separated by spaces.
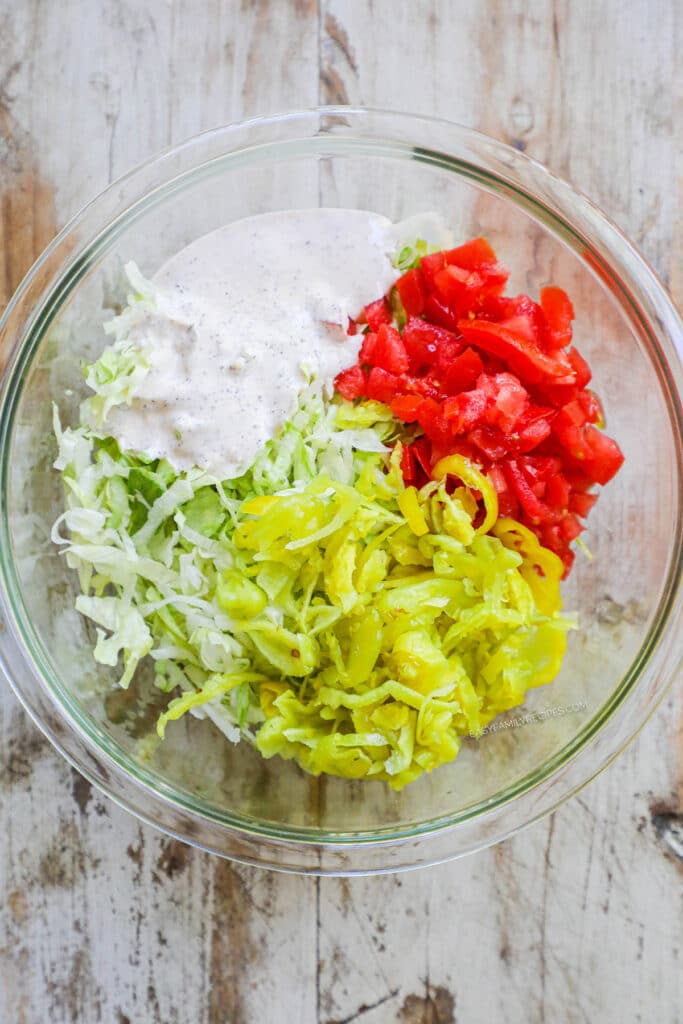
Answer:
xmin=393 ymin=237 xmax=431 ymax=272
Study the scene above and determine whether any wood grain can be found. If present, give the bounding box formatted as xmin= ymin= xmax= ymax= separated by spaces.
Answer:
xmin=0 ymin=2 xmax=681 ymax=1022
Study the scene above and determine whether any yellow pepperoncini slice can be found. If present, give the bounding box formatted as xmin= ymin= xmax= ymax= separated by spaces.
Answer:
xmin=397 ymin=485 xmax=430 ymax=536
xmin=432 ymin=454 xmax=499 ymax=535
xmin=241 ymin=494 xmax=280 ymax=516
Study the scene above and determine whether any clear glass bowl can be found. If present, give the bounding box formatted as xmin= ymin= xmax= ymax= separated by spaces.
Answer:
xmin=1 ymin=108 xmax=682 ymax=875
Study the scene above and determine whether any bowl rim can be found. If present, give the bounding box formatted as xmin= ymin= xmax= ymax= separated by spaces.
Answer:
xmin=1 ymin=105 xmax=682 ymax=873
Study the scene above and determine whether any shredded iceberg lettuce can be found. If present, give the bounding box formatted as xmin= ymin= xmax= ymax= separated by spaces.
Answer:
xmin=53 ymin=261 xmax=573 ymax=789
xmin=393 ymin=237 xmax=431 ymax=272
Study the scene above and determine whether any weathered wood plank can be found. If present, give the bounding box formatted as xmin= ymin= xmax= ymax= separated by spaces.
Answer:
xmin=0 ymin=2 xmax=681 ymax=1023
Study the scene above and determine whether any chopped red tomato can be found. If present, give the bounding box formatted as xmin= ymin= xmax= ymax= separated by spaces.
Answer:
xmin=546 ymin=473 xmax=570 ymax=509
xmin=581 ymin=426 xmax=625 ymax=484
xmin=443 ymin=389 xmax=489 ymax=433
xmin=419 ymin=251 xmax=447 ymax=291
xmin=411 ymin=436 xmax=433 ymax=476
xmin=514 ymin=406 xmax=554 ymax=452
xmin=390 ymin=393 xmax=423 ymax=422
xmin=504 ymin=460 xmax=559 ymax=526
xmin=488 ymin=464 xmax=517 ymax=517
xmin=359 ymin=331 xmax=378 ymax=364
xmin=400 ymin=442 xmax=418 ymax=485
xmin=469 ymin=426 xmax=510 ymax=461
xmin=567 ymin=346 xmax=592 ymax=388
xmin=445 ymin=236 xmax=497 ymax=268
xmin=458 ymin=320 xmax=576 ymax=386
xmin=433 ymin=265 xmax=486 ymax=314
xmin=479 ymin=372 xmax=529 ymax=432
xmin=395 ymin=268 xmax=427 ymax=316
xmin=444 ymin=237 xmax=509 ymax=293
xmin=334 ymin=365 xmax=366 ymax=401
xmin=373 ymin=324 xmax=409 ymax=375
xmin=417 ymin=397 xmax=451 ymax=447
xmin=402 ymin=317 xmax=462 ymax=372
xmin=442 ymin=347 xmax=484 ymax=394
xmin=363 ymin=298 xmax=392 ymax=332
xmin=569 ymin=491 xmax=598 ymax=517
xmin=541 ymin=286 xmax=574 ymax=349
xmin=423 ymin=293 xmax=461 ymax=332
xmin=578 ymin=389 xmax=604 ymax=425
xmin=365 ymin=366 xmax=401 ymax=404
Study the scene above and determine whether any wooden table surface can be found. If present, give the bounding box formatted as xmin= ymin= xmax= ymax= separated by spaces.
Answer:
xmin=1 ymin=2 xmax=682 ymax=1022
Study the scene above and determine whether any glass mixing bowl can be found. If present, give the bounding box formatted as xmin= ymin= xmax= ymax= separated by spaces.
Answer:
xmin=1 ymin=109 xmax=682 ymax=875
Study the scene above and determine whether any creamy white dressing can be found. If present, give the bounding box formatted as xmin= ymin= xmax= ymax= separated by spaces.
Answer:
xmin=104 ymin=208 xmax=450 ymax=479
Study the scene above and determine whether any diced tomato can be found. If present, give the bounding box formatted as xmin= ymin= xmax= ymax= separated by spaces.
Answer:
xmin=442 ymin=347 xmax=485 ymax=395
xmin=469 ymin=426 xmax=510 ymax=461
xmin=347 ymin=317 xmax=357 ymax=336
xmin=481 ymin=294 xmax=545 ymax=341
xmin=554 ymin=415 xmax=624 ymax=485
xmin=504 ymin=459 xmax=559 ymax=525
xmin=371 ymin=324 xmax=409 ymax=374
xmin=417 ymin=397 xmax=452 ymax=446
xmin=395 ymin=267 xmax=427 ymax=316
xmin=559 ymin=513 xmax=583 ymax=543
xmin=458 ymin=319 xmax=576 ymax=386
xmin=443 ymin=389 xmax=488 ymax=433
xmin=514 ymin=406 xmax=554 ymax=452
xmin=499 ymin=313 xmax=540 ymax=347
xmin=444 ymin=237 xmax=509 ymax=294
xmin=402 ymin=317 xmax=462 ymax=372
xmin=390 ymin=393 xmax=423 ymax=422
xmin=433 ymin=265 xmax=485 ymax=313
xmin=480 ymin=372 xmax=529 ymax=432
xmin=522 ymin=455 xmax=563 ymax=483
xmin=569 ymin=491 xmax=598 ymax=517
xmin=553 ymin=413 xmax=592 ymax=462
xmin=479 ymin=262 xmax=510 ymax=294
xmin=565 ymin=468 xmax=594 ymax=494
xmin=419 ymin=251 xmax=446 ymax=291
xmin=411 ymin=436 xmax=433 ymax=476
xmin=359 ymin=331 xmax=379 ymax=364
xmin=400 ymin=442 xmax=417 ymax=485
xmin=409 ymin=374 xmax=441 ymax=400
xmin=365 ymin=366 xmax=401 ymax=404
xmin=540 ymin=286 xmax=574 ymax=349
xmin=487 ymin=464 xmax=505 ymax=492
xmin=516 ymin=419 xmax=551 ymax=452
xmin=479 ymin=294 xmax=511 ymax=321
xmin=582 ymin=427 xmax=625 ymax=485
xmin=567 ymin=346 xmax=592 ymax=388
xmin=560 ymin=399 xmax=587 ymax=428
xmin=488 ymin=463 xmax=519 ymax=517
xmin=546 ymin=473 xmax=570 ymax=508
xmin=334 ymin=365 xmax=366 ymax=401
xmin=540 ymin=522 xmax=575 ymax=574
xmin=363 ymin=298 xmax=392 ymax=332
xmin=445 ymin=237 xmax=497 ymax=268
xmin=423 ymin=293 xmax=461 ymax=332
xmin=540 ymin=522 xmax=562 ymax=553
xmin=539 ymin=382 xmax=579 ymax=408
xmin=578 ymin=389 xmax=604 ymax=425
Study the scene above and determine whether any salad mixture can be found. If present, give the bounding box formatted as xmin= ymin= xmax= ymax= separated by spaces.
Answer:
xmin=53 ymin=210 xmax=623 ymax=789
